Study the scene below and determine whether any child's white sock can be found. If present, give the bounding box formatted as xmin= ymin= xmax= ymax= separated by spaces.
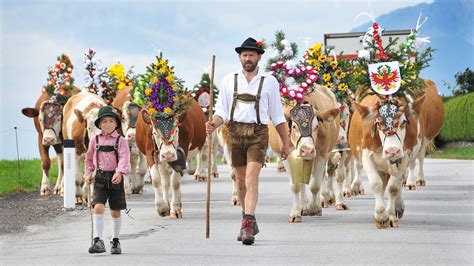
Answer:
xmin=93 ymin=214 xmax=104 ymax=239
xmin=112 ymin=216 xmax=121 ymax=239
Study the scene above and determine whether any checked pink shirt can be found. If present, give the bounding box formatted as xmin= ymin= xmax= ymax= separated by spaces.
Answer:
xmin=85 ymin=130 xmax=130 ymax=176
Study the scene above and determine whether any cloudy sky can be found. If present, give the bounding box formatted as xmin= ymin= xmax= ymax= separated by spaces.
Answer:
xmin=0 ymin=0 xmax=436 ymax=159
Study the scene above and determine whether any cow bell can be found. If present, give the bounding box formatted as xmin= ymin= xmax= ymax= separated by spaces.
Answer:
xmin=283 ymin=150 xmax=313 ymax=185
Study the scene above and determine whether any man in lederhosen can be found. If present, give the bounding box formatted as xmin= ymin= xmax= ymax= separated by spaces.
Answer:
xmin=206 ymin=37 xmax=290 ymax=245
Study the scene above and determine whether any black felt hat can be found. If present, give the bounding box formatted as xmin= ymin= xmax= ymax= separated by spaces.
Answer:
xmin=235 ymin=37 xmax=265 ymax=54
xmin=94 ymin=105 xmax=121 ymax=129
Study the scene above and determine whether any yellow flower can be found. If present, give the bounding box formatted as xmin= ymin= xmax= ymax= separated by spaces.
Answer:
xmin=330 ymin=61 xmax=338 ymax=70
xmin=163 ymin=107 xmax=173 ymax=115
xmin=326 ymin=82 xmax=334 ymax=89
xmin=172 ymin=84 xmax=177 ymax=91
xmin=338 ymin=83 xmax=347 ymax=91
xmin=318 ymin=55 xmax=327 ymax=63
xmin=340 ymin=72 xmax=346 ymax=79
xmin=145 ymin=88 xmax=152 ymax=96
xmin=335 ymin=69 xmax=343 ymax=79
xmin=309 ymin=43 xmax=323 ymax=57
xmin=166 ymin=75 xmax=174 ymax=83
xmin=173 ymin=96 xmax=179 ymax=102
xmin=315 ymin=65 xmax=321 ymax=71
xmin=118 ymin=82 xmax=126 ymax=90
xmin=148 ymin=107 xmax=157 ymax=116
xmin=323 ymin=73 xmax=331 ymax=82
xmin=151 ymin=76 xmax=158 ymax=84
xmin=109 ymin=64 xmax=125 ymax=81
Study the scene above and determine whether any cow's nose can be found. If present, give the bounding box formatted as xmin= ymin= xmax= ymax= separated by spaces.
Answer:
xmin=300 ymin=147 xmax=315 ymax=157
xmin=336 ymin=135 xmax=346 ymax=144
xmin=44 ymin=137 xmax=54 ymax=144
xmin=384 ymin=147 xmax=402 ymax=159
xmin=161 ymin=151 xmax=174 ymax=161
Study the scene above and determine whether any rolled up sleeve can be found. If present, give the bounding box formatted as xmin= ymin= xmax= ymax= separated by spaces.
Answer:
xmin=268 ymin=77 xmax=286 ymax=126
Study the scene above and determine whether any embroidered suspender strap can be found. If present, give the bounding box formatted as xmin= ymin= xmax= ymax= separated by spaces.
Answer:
xmin=255 ymin=76 xmax=265 ymax=125
xmin=95 ymin=135 xmax=100 ymax=170
xmin=230 ymin=73 xmax=239 ymax=123
xmin=114 ymin=136 xmax=120 ymax=163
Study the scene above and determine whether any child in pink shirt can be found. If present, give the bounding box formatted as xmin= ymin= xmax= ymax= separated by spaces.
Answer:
xmin=85 ymin=106 xmax=130 ymax=254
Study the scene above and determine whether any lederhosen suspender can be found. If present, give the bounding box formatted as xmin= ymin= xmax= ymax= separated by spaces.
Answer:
xmin=229 ymin=73 xmax=265 ymax=125
xmin=95 ymin=134 xmax=120 ymax=171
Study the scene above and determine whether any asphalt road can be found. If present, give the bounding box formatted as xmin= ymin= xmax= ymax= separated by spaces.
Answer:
xmin=1 ymin=159 xmax=473 ymax=265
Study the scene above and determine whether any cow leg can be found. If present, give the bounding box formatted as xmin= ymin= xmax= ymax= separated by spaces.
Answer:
xmin=277 ymin=157 xmax=286 ymax=172
xmin=169 ymin=170 xmax=183 ymax=219
xmin=134 ymin=152 xmax=147 ymax=193
xmin=39 ymin=142 xmax=52 ymax=196
xmin=289 ymin=182 xmax=303 ymax=223
xmin=230 ymin=169 xmax=240 ymax=205
xmin=387 ymin=175 xmax=404 ymax=227
xmin=404 ymin=158 xmax=417 ymax=190
xmin=76 ymin=155 xmax=85 ymax=204
xmin=343 ymin=157 xmax=354 ymax=197
xmin=195 ymin=147 xmax=208 ymax=182
xmin=334 ymin=157 xmax=348 ymax=210
xmin=211 ymin=135 xmax=219 ymax=178
xmin=151 ymin=164 xmax=169 ymax=216
xmin=416 ymin=143 xmax=427 ymax=187
xmin=53 ymin=151 xmax=64 ymax=196
xmin=321 ymin=172 xmax=334 ymax=208
xmin=126 ymin=149 xmax=138 ymax=196
xmin=362 ymin=151 xmax=389 ymax=228
xmin=350 ymin=160 xmax=365 ymax=196
xmin=307 ymin=158 xmax=325 ymax=216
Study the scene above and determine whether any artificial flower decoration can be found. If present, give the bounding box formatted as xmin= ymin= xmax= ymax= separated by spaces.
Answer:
xmin=109 ymin=62 xmax=135 ymax=91
xmin=42 ymin=54 xmax=75 ymax=105
xmin=256 ymin=40 xmax=266 ymax=50
xmin=83 ymin=49 xmax=115 ymax=104
xmin=191 ymin=73 xmax=218 ymax=115
xmin=372 ymin=97 xmax=405 ymax=137
xmin=265 ymin=30 xmax=318 ymax=104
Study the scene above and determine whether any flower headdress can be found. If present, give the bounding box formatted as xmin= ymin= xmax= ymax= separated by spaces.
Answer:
xmin=109 ymin=62 xmax=135 ymax=91
xmin=132 ymin=53 xmax=190 ymax=145
xmin=83 ymin=49 xmax=114 ymax=103
xmin=42 ymin=54 xmax=75 ymax=105
xmin=191 ymin=73 xmax=218 ymax=115
xmin=265 ymin=30 xmax=318 ymax=104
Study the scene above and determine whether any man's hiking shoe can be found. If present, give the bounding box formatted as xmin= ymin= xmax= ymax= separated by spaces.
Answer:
xmin=240 ymin=216 xmax=259 ymax=245
xmin=88 ymin=237 xmax=106 ymax=254
xmin=110 ymin=238 xmax=122 ymax=254
xmin=237 ymin=219 xmax=259 ymax=241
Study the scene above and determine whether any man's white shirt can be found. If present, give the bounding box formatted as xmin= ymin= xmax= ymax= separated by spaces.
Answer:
xmin=214 ymin=68 xmax=286 ymax=126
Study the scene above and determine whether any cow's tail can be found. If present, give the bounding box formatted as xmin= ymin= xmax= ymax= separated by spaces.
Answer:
xmin=426 ymin=139 xmax=437 ymax=154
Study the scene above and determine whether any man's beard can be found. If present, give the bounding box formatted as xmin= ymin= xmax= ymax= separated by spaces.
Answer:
xmin=242 ymin=61 xmax=257 ymax=72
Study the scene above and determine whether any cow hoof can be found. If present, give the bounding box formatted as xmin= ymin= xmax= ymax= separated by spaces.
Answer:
xmin=75 ymin=197 xmax=83 ymax=205
xmin=335 ymin=204 xmax=349 ymax=210
xmin=277 ymin=166 xmax=286 ymax=173
xmin=308 ymin=210 xmax=322 ymax=216
xmin=416 ymin=180 xmax=425 ymax=186
xmin=301 ymin=210 xmax=309 ymax=216
xmin=231 ymin=198 xmax=240 ymax=206
xmin=40 ymin=188 xmax=51 ymax=196
xmin=405 ymin=184 xmax=416 ymax=190
xmin=396 ymin=208 xmax=405 ymax=219
xmin=322 ymin=201 xmax=330 ymax=208
xmin=195 ymin=175 xmax=207 ymax=182
xmin=156 ymin=203 xmax=170 ymax=217
xmin=390 ymin=220 xmax=399 ymax=228
xmin=170 ymin=211 xmax=183 ymax=219
xmin=213 ymin=173 xmax=219 ymax=179
xmin=343 ymin=190 xmax=352 ymax=198
xmin=288 ymin=216 xmax=302 ymax=223
xmin=373 ymin=218 xmax=390 ymax=229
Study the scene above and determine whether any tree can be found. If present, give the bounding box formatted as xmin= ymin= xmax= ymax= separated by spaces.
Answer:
xmin=452 ymin=68 xmax=474 ymax=96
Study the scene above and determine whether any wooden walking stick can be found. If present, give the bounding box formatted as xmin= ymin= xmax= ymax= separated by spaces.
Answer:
xmin=206 ymin=55 xmax=216 ymax=238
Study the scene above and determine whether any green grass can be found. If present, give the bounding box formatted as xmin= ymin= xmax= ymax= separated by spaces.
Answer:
xmin=427 ymin=146 xmax=474 ymax=160
xmin=0 ymin=159 xmax=58 ymax=196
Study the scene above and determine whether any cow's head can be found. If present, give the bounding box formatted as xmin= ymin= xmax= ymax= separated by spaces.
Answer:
xmin=354 ymin=95 xmax=425 ymax=164
xmin=142 ymin=110 xmax=179 ymax=162
xmin=38 ymin=100 xmax=64 ymax=145
xmin=74 ymin=104 xmax=102 ymax=143
xmin=121 ymin=101 xmax=141 ymax=143
xmin=288 ymin=103 xmax=340 ymax=160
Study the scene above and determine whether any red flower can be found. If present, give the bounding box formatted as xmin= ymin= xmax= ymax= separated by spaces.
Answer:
xmin=256 ymin=41 xmax=264 ymax=47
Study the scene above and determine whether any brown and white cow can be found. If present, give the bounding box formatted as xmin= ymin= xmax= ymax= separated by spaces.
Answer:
xmin=349 ymin=92 xmax=426 ymax=228
xmin=216 ymin=126 xmax=241 ymax=205
xmin=62 ymin=91 xmax=107 ymax=203
xmin=136 ymin=98 xmax=206 ymax=218
xmin=21 ymin=88 xmax=80 ymax=195
xmin=269 ymin=85 xmax=340 ymax=222
xmin=405 ymin=80 xmax=444 ymax=189
xmin=112 ymin=87 xmax=147 ymax=195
